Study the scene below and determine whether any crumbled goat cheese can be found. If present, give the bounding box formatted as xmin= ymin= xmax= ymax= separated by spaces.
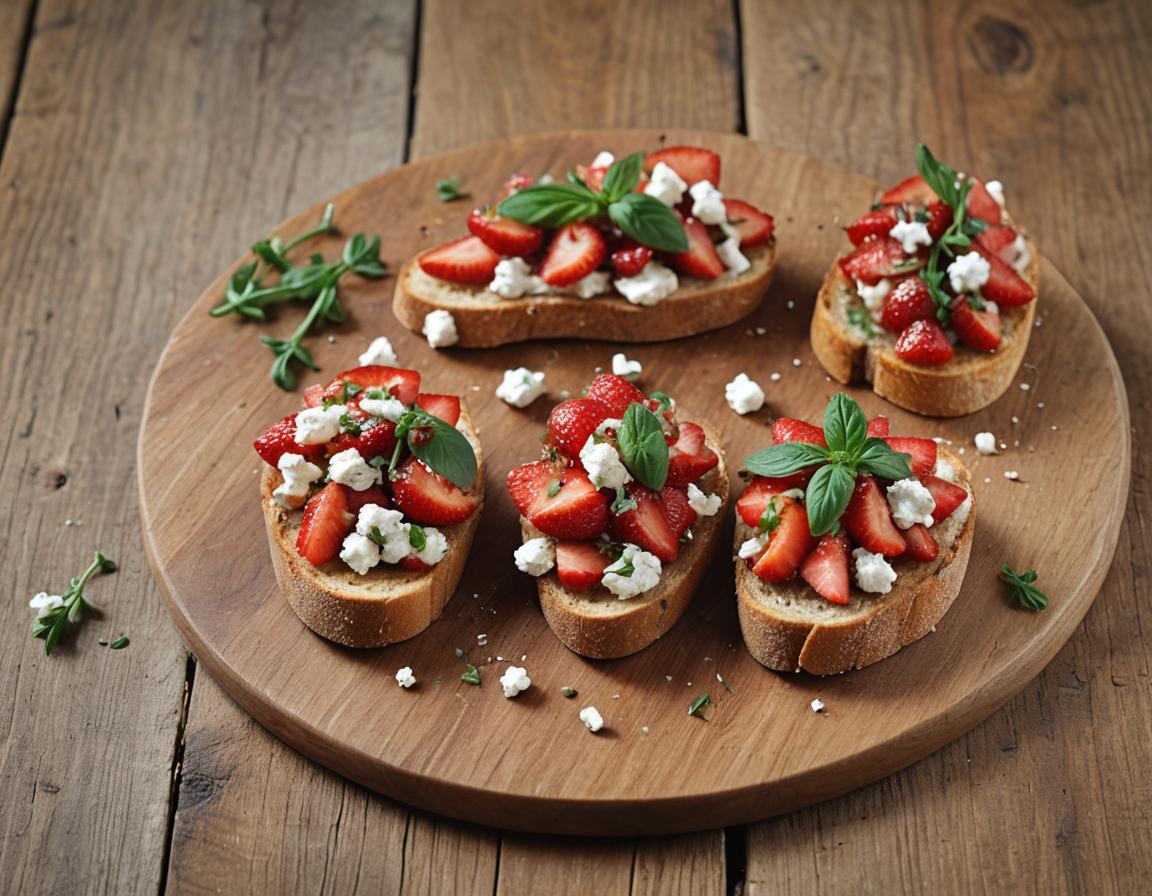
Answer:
xmin=423 ymin=309 xmax=459 ymax=348
xmin=570 ymin=270 xmax=611 ymax=299
xmin=499 ymin=665 xmax=532 ymax=698
xmin=591 ymin=150 xmax=615 ymax=168
xmin=29 ymin=592 xmax=63 ymax=617
xmin=688 ymin=180 xmax=726 ymax=225
xmin=644 ymin=161 xmax=687 ymax=207
xmin=602 ymin=544 xmax=662 ymax=599
xmin=357 ymin=504 xmax=414 ymax=564
xmin=327 ymin=447 xmax=382 ymax=492
xmin=611 ymin=352 xmax=642 ymax=382
xmin=985 ymin=180 xmax=1005 ymax=206
xmin=514 ymin=537 xmax=556 ymax=576
xmin=360 ymin=394 xmax=407 ymax=421
xmin=856 ymin=278 xmax=891 ymax=317
xmin=889 ymin=220 xmax=933 ymax=253
xmin=294 ymin=404 xmax=346 ymax=445
xmin=395 ymin=666 xmax=416 ymax=688
xmin=853 ymin=547 xmax=898 ymax=594
xmin=496 ymin=367 xmax=546 ymax=407
xmin=489 ymin=257 xmax=549 ymax=299
xmin=614 ymin=260 xmax=679 ymax=306
xmin=272 ymin=452 xmax=323 ymax=509
xmin=579 ymin=706 xmax=605 ymax=732
xmin=1004 ymin=470 xmax=1020 ymax=480
xmin=738 ymin=532 xmax=769 ymax=560
xmin=595 ymin=417 xmax=624 ymax=436
xmin=580 ymin=437 xmax=632 ymax=490
xmin=414 ymin=527 xmax=449 ymax=566
xmin=1011 ymin=234 xmax=1032 ymax=275
xmin=934 ymin=458 xmax=956 ymax=481
xmin=947 ymin=252 xmax=991 ymax=294
xmin=974 ymin=432 xmax=997 ymax=455
xmin=810 ymin=698 xmax=825 ymax=713
xmin=886 ymin=478 xmax=936 ymax=529
xmin=359 ymin=336 xmax=398 ymax=367
xmin=687 ymin=482 xmax=722 ymax=517
xmin=340 ymin=532 xmax=381 ymax=575
xmin=716 ymin=235 xmax=751 ymax=274
xmin=985 ymin=300 xmax=1000 ymax=315
xmin=725 ymin=373 xmax=765 ymax=415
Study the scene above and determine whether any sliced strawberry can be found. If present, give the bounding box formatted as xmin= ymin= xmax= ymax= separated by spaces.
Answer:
xmin=880 ymin=276 xmax=936 ymax=333
xmin=966 ymin=179 xmax=1002 ymax=224
xmin=333 ymin=418 xmax=398 ymax=461
xmin=771 ymin=418 xmax=828 ymax=447
xmin=418 ymin=235 xmax=500 ymax=285
xmin=882 ymin=437 xmax=938 ymax=478
xmin=751 ymin=497 xmax=816 ymax=582
xmin=546 ymin=398 xmax=612 ymax=460
xmin=925 ymin=201 xmax=953 ymax=240
xmin=922 ymin=475 xmax=968 ymax=521
xmin=345 ymin=484 xmax=391 ymax=513
xmin=645 ymin=146 xmax=721 ymax=187
xmin=669 ymin=216 xmax=725 ymax=279
xmin=326 ymin=366 xmax=421 ymax=406
xmin=894 ymin=319 xmax=954 ymax=366
xmin=538 ymin=222 xmax=606 ymax=287
xmin=880 ymin=175 xmax=937 ymax=206
xmin=611 ymin=242 xmax=653 ymax=278
xmin=573 ymin=164 xmax=609 ymax=192
xmin=506 ymin=462 xmax=609 ymax=540
xmin=610 ymin=484 xmax=681 ymax=563
xmin=416 ymin=393 xmax=461 ymax=426
xmin=555 ymin=541 xmax=609 ymax=591
xmin=842 ymin=476 xmax=906 ymax=557
xmin=839 ymin=237 xmax=915 ymax=285
xmin=666 ymin=422 xmax=720 ymax=487
xmin=900 ymin=523 xmax=940 ymax=562
xmin=398 ymin=555 xmax=433 ymax=572
xmin=585 ymin=374 xmax=647 ymax=417
xmin=845 ymin=208 xmax=898 ymax=246
xmin=497 ymin=173 xmax=534 ymax=201
xmin=950 ymin=298 xmax=1002 ymax=352
xmin=253 ymin=414 xmax=325 ymax=467
xmin=466 ymin=210 xmax=544 ymax=257
xmin=973 ymin=245 xmax=1035 ymax=306
xmin=303 ymin=385 xmax=324 ymax=408
xmin=660 ymin=486 xmax=697 ymax=539
xmin=800 ymin=532 xmax=851 ymax=605
xmin=390 ymin=457 xmax=479 ymax=526
xmin=975 ymin=224 xmax=1017 ymax=259
xmin=723 ymin=199 xmax=774 ymax=247
xmin=867 ymin=416 xmax=890 ymax=437
xmin=737 ymin=477 xmax=803 ymax=528
xmin=296 ymin=483 xmax=353 ymax=565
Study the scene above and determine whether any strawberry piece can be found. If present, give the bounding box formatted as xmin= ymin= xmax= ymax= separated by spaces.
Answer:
xmin=573 ymin=164 xmax=609 ymax=192
xmin=900 ymin=523 xmax=940 ymax=562
xmin=326 ymin=366 xmax=421 ymax=406
xmin=303 ymin=385 xmax=324 ymax=408
xmin=669 ymin=215 xmax=725 ymax=279
xmin=506 ymin=462 xmax=609 ymax=540
xmin=497 ymin=173 xmax=534 ymax=201
xmin=894 ymin=319 xmax=954 ymax=366
xmin=253 ymin=414 xmax=325 ymax=467
xmin=751 ymin=497 xmax=816 ymax=582
xmin=950 ymin=298 xmax=1002 ymax=351
xmin=925 ymin=201 xmax=953 ymax=240
xmin=973 ymin=245 xmax=1035 ymax=306
xmin=333 ymin=418 xmax=398 ymax=461
xmin=770 ymin=418 xmax=828 ymax=447
xmin=398 ymin=555 xmax=432 ymax=572
xmin=723 ymin=199 xmax=774 ymax=247
xmin=660 ymin=486 xmax=697 ymax=539
xmin=546 ymin=398 xmax=612 ymax=460
xmin=880 ymin=276 xmax=936 ymax=333
xmin=345 ymin=484 xmax=391 ymax=513
xmin=645 ymin=146 xmax=721 ymax=187
xmin=845 ymin=208 xmax=898 ymax=246
xmin=418 ymin=235 xmax=500 ymax=285
xmin=466 ymin=210 xmax=544 ymax=257
xmin=800 ymin=532 xmax=851 ymax=605
xmin=610 ymin=484 xmax=681 ymax=563
xmin=882 ymin=437 xmax=938 ymax=477
xmin=842 ymin=476 xmax=906 ymax=557
xmin=555 ymin=541 xmax=609 ymax=591
xmin=585 ymin=374 xmax=647 ymax=417
xmin=296 ymin=483 xmax=353 ymax=565
xmin=966 ymin=179 xmax=1002 ymax=224
xmin=415 ymin=393 xmax=461 ymax=426
xmin=922 ymin=475 xmax=968 ymax=521
xmin=666 ymin=422 xmax=720 ymax=487
xmin=839 ymin=237 xmax=915 ymax=285
xmin=611 ymin=243 xmax=653 ymax=278
xmin=867 ymin=416 xmax=890 ymax=437
xmin=975 ymin=224 xmax=1017 ymax=259
xmin=737 ymin=477 xmax=803 ymax=528
xmin=390 ymin=457 xmax=479 ymax=526
xmin=538 ymin=222 xmax=606 ymax=287
xmin=880 ymin=175 xmax=938 ymax=206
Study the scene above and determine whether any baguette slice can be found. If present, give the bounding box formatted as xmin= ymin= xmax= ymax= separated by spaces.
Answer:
xmin=810 ymin=233 xmax=1039 ymax=417
xmin=393 ymin=242 xmax=775 ymax=348
xmin=736 ymin=448 xmax=974 ymax=676
xmin=260 ymin=406 xmax=485 ymax=648
xmin=523 ymin=429 xmax=729 ymax=659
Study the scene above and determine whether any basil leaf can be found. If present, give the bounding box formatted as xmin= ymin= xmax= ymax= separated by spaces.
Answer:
xmin=915 ymin=143 xmax=957 ymax=206
xmin=607 ymin=193 xmax=689 ymax=253
xmin=498 ymin=184 xmax=603 ymax=228
xmin=856 ymin=438 xmax=913 ymax=481
xmin=616 ymin=402 xmax=669 ymax=491
xmin=804 ymin=464 xmax=856 ymax=536
xmin=741 ymin=442 xmax=829 ymax=477
xmin=409 ymin=524 xmax=427 ymax=551
xmin=601 ymin=152 xmax=644 ymax=203
xmin=406 ymin=411 xmax=478 ymax=490
xmin=823 ymin=392 xmax=867 ymax=455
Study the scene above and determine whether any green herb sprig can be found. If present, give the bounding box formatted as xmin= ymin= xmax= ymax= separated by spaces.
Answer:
xmin=386 ymin=407 xmax=478 ymax=490
xmin=461 ymin=664 xmax=481 ymax=685
xmin=688 ymin=692 xmax=713 ymax=720
xmin=436 ymin=175 xmax=466 ymax=202
xmin=615 ymin=402 xmax=670 ymax=491
xmin=31 ymin=550 xmax=117 ymax=656
xmin=1000 ymin=564 xmax=1049 ymax=611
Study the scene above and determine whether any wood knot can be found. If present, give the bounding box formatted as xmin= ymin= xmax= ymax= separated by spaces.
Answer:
xmin=967 ymin=16 xmax=1034 ymax=75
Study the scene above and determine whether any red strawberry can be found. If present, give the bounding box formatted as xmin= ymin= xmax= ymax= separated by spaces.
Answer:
xmin=418 ymin=236 xmax=500 ymax=285
xmin=645 ymin=146 xmax=721 ymax=187
xmin=253 ymin=414 xmax=325 ymax=467
xmin=506 ymin=462 xmax=609 ymax=540
xmin=950 ymin=298 xmax=1002 ymax=351
xmin=800 ymin=532 xmax=851 ymax=605
xmin=843 ymin=477 xmax=906 ymax=557
xmin=751 ymin=497 xmax=816 ymax=582
xmin=669 ymin=216 xmax=725 ymax=279
xmin=845 ymin=208 xmax=898 ymax=246
xmin=880 ymin=175 xmax=938 ymax=206
xmin=839 ymin=237 xmax=915 ymax=285
xmin=296 ymin=483 xmax=352 ymax=565
xmin=867 ymin=416 xmax=890 ymax=437
xmin=895 ymin=319 xmax=954 ymax=366
xmin=546 ymin=398 xmax=612 ymax=460
xmin=966 ymin=179 xmax=1002 ymax=224
xmin=882 ymin=437 xmax=938 ymax=477
xmin=900 ymin=523 xmax=940 ymax=562
xmin=416 ymin=393 xmax=461 ymax=426
xmin=555 ymin=541 xmax=609 ymax=591
xmin=611 ymin=243 xmax=653 ymax=278
xmin=737 ymin=477 xmax=804 ymax=528
xmin=538 ymin=222 xmax=606 ymax=287
xmin=723 ymin=199 xmax=774 ymax=247
xmin=666 ymin=422 xmax=719 ymax=487
xmin=303 ymin=384 xmax=324 ymax=408
xmin=467 ymin=210 xmax=543 ymax=257
xmin=497 ymin=173 xmax=534 ymax=201
xmin=326 ymin=366 xmax=421 ymax=406
xmin=973 ymin=245 xmax=1035 ymax=306
xmin=390 ymin=457 xmax=480 ymax=526
xmin=573 ymin=164 xmax=609 ymax=192
xmin=771 ymin=418 xmax=828 ymax=447
xmin=333 ymin=418 xmax=398 ymax=461
xmin=398 ymin=555 xmax=433 ymax=572
xmin=879 ymin=277 xmax=935 ymax=333
xmin=585 ymin=374 xmax=646 ymax=417
xmin=659 ymin=486 xmax=697 ymax=539
xmin=610 ymin=484 xmax=682 ymax=563
xmin=922 ymin=475 xmax=968 ymax=521
xmin=925 ymin=201 xmax=953 ymax=240
xmin=345 ymin=484 xmax=391 ymax=513
xmin=975 ymin=224 xmax=1017 ymax=259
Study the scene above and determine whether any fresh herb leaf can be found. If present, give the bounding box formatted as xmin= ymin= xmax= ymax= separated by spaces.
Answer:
xmin=461 ymin=664 xmax=481 ymax=685
xmin=611 ymin=486 xmax=638 ymax=515
xmin=560 ymin=687 xmax=578 ymax=699
xmin=30 ymin=550 xmax=117 ymax=656
xmin=367 ymin=526 xmax=387 ymax=547
xmin=846 ymin=304 xmax=877 ymax=338
xmin=110 ymin=636 xmax=130 ymax=650
xmin=648 ymin=391 xmax=673 ymax=413
xmin=742 ymin=442 xmax=829 ymax=478
xmin=615 ymin=402 xmax=669 ymax=491
xmin=1000 ymin=564 xmax=1049 ymax=611
xmin=396 ymin=409 xmax=478 ymax=490
xmin=498 ymin=183 xmax=603 ymax=228
xmin=547 ymin=479 xmax=561 ymax=498
xmin=688 ymin=693 xmax=713 ymax=720
xmin=436 ymin=175 xmax=466 ymax=202
xmin=804 ymin=463 xmax=857 ymax=536
xmin=339 ymin=413 xmax=362 ymax=436
xmin=757 ymin=498 xmax=781 ymax=533
xmin=601 ymin=152 xmax=644 ymax=203
xmin=408 ymin=525 xmax=427 ymax=551
xmin=855 ymin=438 xmax=913 ymax=481
xmin=823 ymin=391 xmax=868 ymax=455
xmin=608 ymin=193 xmax=689 ymax=253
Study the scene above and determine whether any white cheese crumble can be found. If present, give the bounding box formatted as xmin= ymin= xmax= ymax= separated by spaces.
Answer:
xmin=688 ymin=180 xmax=726 ymax=225
xmin=395 ymin=666 xmax=416 ymax=688
xmin=886 ymin=478 xmax=936 ymax=529
xmin=591 ymin=150 xmax=615 ymax=169
xmin=271 ymin=452 xmax=323 ymax=509
xmin=738 ymin=532 xmax=768 ymax=560
xmin=810 ymin=698 xmax=825 ymax=713
xmin=687 ymin=482 xmax=722 ymax=517
xmin=294 ymin=404 xmax=346 ymax=445
xmin=488 ymin=257 xmax=549 ymax=299
xmin=716 ymin=234 xmax=751 ymax=274
xmin=889 ymin=219 xmax=933 ymax=253
xmin=579 ymin=437 xmax=632 ymax=490
xmin=414 ymin=528 xmax=449 ymax=566
xmin=340 ymin=532 xmax=381 ymax=575
xmin=357 ymin=504 xmax=414 ymax=564
xmin=499 ymin=665 xmax=532 ymax=698
xmin=855 ymin=278 xmax=891 ymax=317
xmin=327 ymin=447 xmax=382 ymax=492
xmin=495 ymin=367 xmax=546 ymax=408
xmin=974 ymin=432 xmax=997 ymax=455
xmin=359 ymin=394 xmax=407 ymax=421
xmin=947 ymin=252 xmax=991 ymax=294
xmin=514 ymin=537 xmax=555 ymax=576
xmin=853 ymin=547 xmax=898 ymax=594
xmin=1011 ymin=234 xmax=1032 ymax=275
xmin=358 ymin=336 xmax=398 ymax=367
xmin=613 ymin=260 xmax=679 ymax=306
xmin=602 ymin=544 xmax=662 ymax=599
xmin=570 ymin=270 xmax=611 ymax=299
xmin=29 ymin=592 xmax=63 ymax=617
xmin=579 ymin=706 xmax=605 ymax=732
xmin=724 ymin=373 xmax=765 ymax=415
xmin=644 ymin=161 xmax=687 ymax=207
xmin=934 ymin=458 xmax=956 ymax=481
xmin=985 ymin=180 xmax=1005 ymax=206
xmin=423 ymin=309 xmax=459 ymax=348
xmin=611 ymin=352 xmax=642 ymax=382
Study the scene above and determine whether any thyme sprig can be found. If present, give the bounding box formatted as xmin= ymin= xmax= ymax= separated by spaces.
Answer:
xmin=31 ymin=550 xmax=117 ymax=656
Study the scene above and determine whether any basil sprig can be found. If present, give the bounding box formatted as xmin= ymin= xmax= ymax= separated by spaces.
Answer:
xmin=387 ymin=407 xmax=478 ymax=490
xmin=498 ymin=152 xmax=689 ymax=253
xmin=741 ymin=393 xmax=912 ymax=536
xmin=1000 ymin=564 xmax=1049 ymax=612
xmin=615 ymin=402 xmax=669 ymax=491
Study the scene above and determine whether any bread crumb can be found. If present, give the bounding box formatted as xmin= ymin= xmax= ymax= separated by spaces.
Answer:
xmin=810 ymin=698 xmax=825 ymax=713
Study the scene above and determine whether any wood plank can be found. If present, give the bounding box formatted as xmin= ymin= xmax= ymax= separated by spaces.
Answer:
xmin=0 ymin=0 xmax=33 ymax=135
xmin=496 ymin=839 xmax=635 ymax=895
xmin=633 ymin=831 xmax=726 ymax=896
xmin=740 ymin=0 xmax=1152 ymax=891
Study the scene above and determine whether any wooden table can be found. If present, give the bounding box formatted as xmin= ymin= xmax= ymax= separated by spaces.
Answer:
xmin=2 ymin=1 xmax=1147 ymax=892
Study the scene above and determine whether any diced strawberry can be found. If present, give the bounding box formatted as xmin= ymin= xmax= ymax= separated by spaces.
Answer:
xmin=880 ymin=276 xmax=936 ymax=333
xmin=669 ymin=216 xmax=725 ymax=279
xmin=975 ymin=224 xmax=1017 ymax=260
xmin=722 ymin=199 xmax=774 ymax=247
xmin=925 ymin=201 xmax=953 ymax=240
xmin=737 ymin=477 xmax=804 ymax=528
xmin=546 ymin=398 xmax=612 ymax=460
xmin=398 ymin=555 xmax=433 ymax=573
xmin=418 ymin=235 xmax=500 ymax=285
xmin=950 ymin=298 xmax=1002 ymax=352
xmin=800 ymin=532 xmax=851 ymax=605
xmin=573 ymin=164 xmax=609 ymax=192
xmin=751 ymin=497 xmax=816 ymax=582
xmin=345 ymin=484 xmax=391 ymax=514
xmin=555 ymin=541 xmax=609 ymax=591
xmin=839 ymin=237 xmax=915 ymax=285
xmin=842 ymin=477 xmax=906 ymax=557
xmin=867 ymin=416 xmax=890 ymax=437
xmin=770 ymin=418 xmax=828 ymax=447
xmin=611 ymin=243 xmax=653 ymax=278
xmin=497 ymin=173 xmax=534 ymax=201
xmin=416 ymin=393 xmax=461 ymax=426
xmin=845 ymin=208 xmax=898 ymax=246
xmin=506 ymin=462 xmax=609 ymax=540
xmin=326 ymin=366 xmax=421 ymax=406
xmin=894 ymin=319 xmax=954 ymax=366
xmin=610 ymin=484 xmax=681 ymax=563
xmin=973 ymin=245 xmax=1035 ymax=306
xmin=660 ymin=486 xmax=697 ymax=538
xmin=333 ymin=418 xmax=397 ymax=461
xmin=585 ymin=374 xmax=647 ymax=417
xmin=538 ymin=222 xmax=606 ymax=287
xmin=966 ymin=179 xmax=1002 ymax=224
xmin=900 ymin=523 xmax=940 ymax=562
xmin=880 ymin=175 xmax=938 ymax=206
xmin=296 ymin=483 xmax=353 ymax=565
xmin=253 ymin=414 xmax=325 ymax=468
xmin=645 ymin=146 xmax=721 ymax=187
xmin=922 ymin=475 xmax=968 ymax=522
xmin=303 ymin=385 xmax=324 ymax=408
xmin=666 ymin=422 xmax=719 ymax=487
xmin=467 ymin=210 xmax=544 ymax=257
xmin=390 ymin=457 xmax=480 ymax=526
xmin=882 ymin=437 xmax=938 ymax=477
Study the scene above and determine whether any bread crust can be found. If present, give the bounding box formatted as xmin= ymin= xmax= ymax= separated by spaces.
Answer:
xmin=260 ymin=406 xmax=485 ymax=648
xmin=392 ymin=241 xmax=776 ymax=348
xmin=735 ymin=448 xmax=974 ymax=675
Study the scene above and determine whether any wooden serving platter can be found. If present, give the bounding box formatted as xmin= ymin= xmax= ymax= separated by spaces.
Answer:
xmin=139 ymin=130 xmax=1130 ymax=836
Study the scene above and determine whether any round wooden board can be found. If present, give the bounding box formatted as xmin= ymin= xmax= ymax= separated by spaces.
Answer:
xmin=139 ymin=130 xmax=1130 ymax=836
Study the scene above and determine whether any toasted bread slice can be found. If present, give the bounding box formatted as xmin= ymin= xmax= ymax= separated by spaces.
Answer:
xmin=392 ymin=242 xmax=775 ymax=348
xmin=520 ymin=428 xmax=729 ymax=659
xmin=736 ymin=448 xmax=974 ymax=675
xmin=810 ymin=234 xmax=1039 ymax=417
xmin=260 ymin=406 xmax=485 ymax=648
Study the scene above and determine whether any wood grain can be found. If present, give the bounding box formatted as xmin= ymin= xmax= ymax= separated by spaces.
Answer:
xmin=0 ymin=0 xmax=33 ymax=135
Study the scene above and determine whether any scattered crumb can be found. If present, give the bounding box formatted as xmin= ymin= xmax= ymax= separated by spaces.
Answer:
xmin=521 ymin=654 xmax=527 ymax=662
xmin=810 ymin=698 xmax=825 ymax=713
xmin=1019 ymin=383 xmax=1031 ymax=391
xmin=641 ymin=726 xmax=650 ymax=735
xmin=611 ymin=693 xmax=620 ymax=699
xmin=477 ymin=633 xmax=488 ymax=646
xmin=470 ymin=385 xmax=481 ymax=391
xmin=786 ymin=300 xmax=795 ymax=310
xmin=666 ymin=675 xmax=673 ymax=682
xmin=930 ymin=625 xmax=937 ymax=633
xmin=755 ymin=327 xmax=766 ymax=336
xmin=792 ymin=358 xmax=802 ymax=367
xmin=958 ymin=447 xmax=966 ymax=455
xmin=1037 ymin=401 xmax=1045 ymax=409
xmin=1004 ymin=470 xmax=1020 ymax=480
xmin=999 ymin=442 xmax=1007 ymax=451
xmin=1011 ymin=416 xmax=1019 ymax=424
xmin=770 ymin=372 xmax=782 ymax=382
xmin=1051 ymin=425 xmax=1058 ymax=431
xmin=327 ymin=335 xmax=335 ymax=344
xmin=1035 ymin=318 xmax=1043 ymax=327
xmin=984 ymin=477 xmax=992 ymax=484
